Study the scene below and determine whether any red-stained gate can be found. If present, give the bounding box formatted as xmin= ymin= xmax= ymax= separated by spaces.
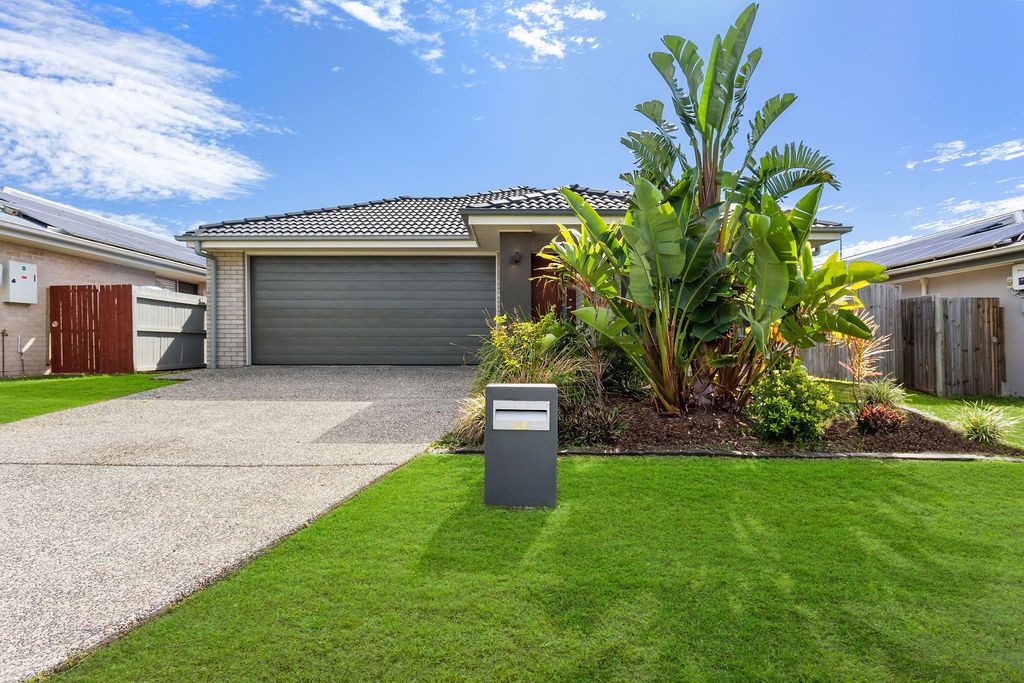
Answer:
xmin=49 ymin=284 xmax=134 ymax=374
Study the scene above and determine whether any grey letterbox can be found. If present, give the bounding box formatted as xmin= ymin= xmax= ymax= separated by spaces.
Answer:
xmin=484 ymin=384 xmax=557 ymax=508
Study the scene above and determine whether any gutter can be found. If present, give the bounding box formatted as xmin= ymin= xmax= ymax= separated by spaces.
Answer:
xmin=884 ymin=241 xmax=1024 ymax=278
xmin=0 ymin=218 xmax=205 ymax=279
xmin=192 ymin=241 xmax=217 ymax=369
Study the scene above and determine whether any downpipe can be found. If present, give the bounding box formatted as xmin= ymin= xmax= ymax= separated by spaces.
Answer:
xmin=193 ymin=242 xmax=217 ymax=369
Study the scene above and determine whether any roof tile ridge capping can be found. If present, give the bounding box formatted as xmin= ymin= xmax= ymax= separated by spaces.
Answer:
xmin=566 ymin=184 xmax=631 ymax=198
xmin=193 ymin=186 xmax=542 ymax=231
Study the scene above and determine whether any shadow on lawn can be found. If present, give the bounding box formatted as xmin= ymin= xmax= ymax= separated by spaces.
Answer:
xmin=416 ymin=498 xmax=553 ymax=576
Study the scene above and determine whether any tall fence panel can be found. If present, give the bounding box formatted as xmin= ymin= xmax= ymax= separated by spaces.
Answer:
xmin=805 ymin=288 xmax=1005 ymax=397
xmin=49 ymin=284 xmax=133 ymax=373
xmin=132 ymin=287 xmax=207 ymax=371
xmin=901 ymin=296 xmax=937 ymax=395
xmin=50 ymin=284 xmax=206 ymax=374
xmin=941 ymin=297 xmax=1004 ymax=397
xmin=801 ymin=284 xmax=903 ymax=380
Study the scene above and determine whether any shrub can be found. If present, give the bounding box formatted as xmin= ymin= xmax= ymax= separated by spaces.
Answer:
xmin=855 ymin=403 xmax=906 ymax=434
xmin=955 ymin=402 xmax=1021 ymax=445
xmin=447 ymin=314 xmax=625 ymax=447
xmin=444 ymin=395 xmax=486 ymax=447
xmin=747 ymin=365 xmax=837 ymax=445
xmin=861 ymin=376 xmax=907 ymax=408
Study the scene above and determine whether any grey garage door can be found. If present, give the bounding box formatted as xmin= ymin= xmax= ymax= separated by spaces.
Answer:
xmin=250 ymin=256 xmax=495 ymax=364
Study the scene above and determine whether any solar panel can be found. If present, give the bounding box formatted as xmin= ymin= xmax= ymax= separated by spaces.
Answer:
xmin=0 ymin=188 xmax=206 ymax=268
xmin=859 ymin=213 xmax=1024 ymax=267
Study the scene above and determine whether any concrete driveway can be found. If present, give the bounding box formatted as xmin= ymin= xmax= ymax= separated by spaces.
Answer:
xmin=0 ymin=366 xmax=472 ymax=682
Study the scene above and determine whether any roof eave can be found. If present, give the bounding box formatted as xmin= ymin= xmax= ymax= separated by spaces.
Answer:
xmin=179 ymin=233 xmax=474 ymax=241
xmin=459 ymin=208 xmax=629 ymax=217
xmin=1 ymin=215 xmax=206 ymax=278
xmin=885 ymin=241 xmax=1024 ymax=276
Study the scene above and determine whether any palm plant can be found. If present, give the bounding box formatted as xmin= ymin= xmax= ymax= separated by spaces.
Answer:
xmin=540 ymin=181 xmax=885 ymax=413
xmin=620 ymin=3 xmax=838 ymax=236
xmin=538 ymin=2 xmax=888 ymax=413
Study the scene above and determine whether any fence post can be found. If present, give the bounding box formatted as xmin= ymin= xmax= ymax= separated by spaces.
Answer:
xmin=934 ymin=296 xmax=945 ymax=398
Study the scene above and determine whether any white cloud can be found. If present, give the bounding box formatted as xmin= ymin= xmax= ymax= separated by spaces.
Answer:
xmin=234 ymin=1 xmax=606 ymax=68
xmin=508 ymin=24 xmax=565 ymax=59
xmin=904 ymin=140 xmax=971 ymax=169
xmin=505 ymin=1 xmax=605 ymax=60
xmin=337 ymin=0 xmax=440 ymax=43
xmin=565 ymin=3 xmax=605 ymax=20
xmin=0 ymin=0 xmax=267 ymax=201
xmin=964 ymin=139 xmax=1024 ymax=166
xmin=906 ymin=137 xmax=1024 ymax=170
xmin=842 ymin=234 xmax=915 ymax=258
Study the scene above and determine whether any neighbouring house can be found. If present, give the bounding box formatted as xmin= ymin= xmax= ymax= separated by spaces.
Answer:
xmin=860 ymin=210 xmax=1024 ymax=396
xmin=180 ymin=185 xmax=851 ymax=367
xmin=0 ymin=188 xmax=207 ymax=377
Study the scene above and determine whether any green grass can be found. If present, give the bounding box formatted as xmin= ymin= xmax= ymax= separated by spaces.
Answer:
xmin=817 ymin=378 xmax=1024 ymax=449
xmin=0 ymin=374 xmax=176 ymax=423
xmin=60 ymin=455 xmax=1024 ymax=681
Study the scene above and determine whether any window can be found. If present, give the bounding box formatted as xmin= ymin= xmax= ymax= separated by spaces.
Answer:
xmin=176 ymin=281 xmax=199 ymax=295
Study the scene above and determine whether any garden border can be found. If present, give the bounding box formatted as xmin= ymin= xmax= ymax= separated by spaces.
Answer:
xmin=439 ymin=448 xmax=1021 ymax=462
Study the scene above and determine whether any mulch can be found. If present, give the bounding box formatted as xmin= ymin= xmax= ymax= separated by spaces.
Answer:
xmin=608 ymin=397 xmax=1023 ymax=457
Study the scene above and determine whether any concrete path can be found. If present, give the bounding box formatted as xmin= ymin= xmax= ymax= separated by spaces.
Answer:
xmin=0 ymin=366 xmax=472 ymax=682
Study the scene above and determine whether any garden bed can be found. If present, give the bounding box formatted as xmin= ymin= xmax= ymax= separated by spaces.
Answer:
xmin=607 ymin=397 xmax=1022 ymax=456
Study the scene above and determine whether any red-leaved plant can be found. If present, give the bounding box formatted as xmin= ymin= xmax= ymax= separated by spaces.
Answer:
xmin=855 ymin=403 xmax=906 ymax=435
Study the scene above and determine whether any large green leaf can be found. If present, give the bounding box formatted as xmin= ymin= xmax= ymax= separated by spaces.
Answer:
xmin=722 ymin=47 xmax=761 ymax=159
xmin=711 ymin=2 xmax=757 ymax=132
xmin=661 ymin=35 xmax=704 ymax=113
xmin=745 ymin=93 xmax=796 ymax=162
xmin=788 ymin=184 xmax=822 ymax=247
xmin=561 ymin=187 xmax=614 ymax=238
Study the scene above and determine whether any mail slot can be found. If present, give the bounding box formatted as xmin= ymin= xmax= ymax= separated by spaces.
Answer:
xmin=493 ymin=400 xmax=551 ymax=431
xmin=484 ymin=384 xmax=557 ymax=508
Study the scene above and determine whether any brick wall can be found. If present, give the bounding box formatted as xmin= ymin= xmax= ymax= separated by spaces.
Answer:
xmin=208 ymin=250 xmax=247 ymax=367
xmin=0 ymin=240 xmax=164 ymax=377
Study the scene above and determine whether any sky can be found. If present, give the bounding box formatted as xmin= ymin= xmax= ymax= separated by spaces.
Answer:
xmin=2 ymin=0 xmax=1024 ymax=258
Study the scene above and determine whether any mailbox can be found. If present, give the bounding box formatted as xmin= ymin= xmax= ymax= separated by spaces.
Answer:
xmin=484 ymin=384 xmax=557 ymax=508
xmin=492 ymin=400 xmax=550 ymax=431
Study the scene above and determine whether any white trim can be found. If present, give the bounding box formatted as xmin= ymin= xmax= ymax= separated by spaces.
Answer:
xmin=245 ymin=252 xmax=252 ymax=366
xmin=808 ymin=229 xmax=848 ymax=245
xmin=188 ymin=239 xmax=480 ymax=250
xmin=0 ymin=217 xmax=205 ymax=281
xmin=467 ymin=214 xmax=608 ymax=227
xmin=211 ymin=248 xmax=496 ymax=257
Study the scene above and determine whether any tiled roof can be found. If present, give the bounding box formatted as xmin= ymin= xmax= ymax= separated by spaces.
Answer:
xmin=0 ymin=187 xmax=206 ymax=268
xmin=183 ymin=184 xmax=848 ymax=241
xmin=857 ymin=211 xmax=1024 ymax=268
xmin=185 ymin=185 xmax=631 ymax=239
xmin=461 ymin=185 xmax=631 ymax=214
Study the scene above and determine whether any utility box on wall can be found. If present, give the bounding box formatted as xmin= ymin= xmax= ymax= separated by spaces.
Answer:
xmin=3 ymin=261 xmax=38 ymax=304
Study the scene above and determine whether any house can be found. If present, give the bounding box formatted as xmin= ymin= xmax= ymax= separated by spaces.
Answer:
xmin=0 ymin=188 xmax=207 ymax=377
xmin=859 ymin=211 xmax=1024 ymax=395
xmin=179 ymin=186 xmax=851 ymax=367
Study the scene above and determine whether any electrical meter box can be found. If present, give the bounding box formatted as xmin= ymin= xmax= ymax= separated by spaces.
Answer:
xmin=1012 ymin=264 xmax=1024 ymax=293
xmin=3 ymin=261 xmax=38 ymax=304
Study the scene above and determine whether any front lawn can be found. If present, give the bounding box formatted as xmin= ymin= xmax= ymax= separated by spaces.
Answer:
xmin=60 ymin=456 xmax=1024 ymax=681
xmin=0 ymin=374 xmax=177 ymax=424
xmin=817 ymin=379 xmax=1024 ymax=450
